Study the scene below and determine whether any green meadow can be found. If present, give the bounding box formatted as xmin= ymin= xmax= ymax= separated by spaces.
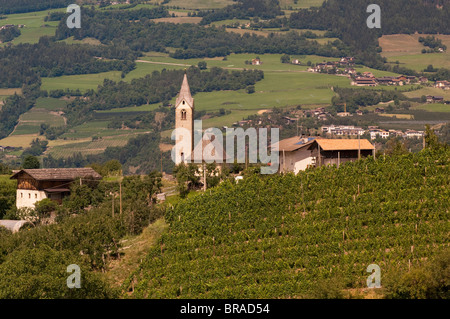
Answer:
xmin=0 ymin=9 xmax=64 ymax=45
xmin=386 ymin=53 xmax=450 ymax=72
xmin=413 ymin=103 xmax=450 ymax=113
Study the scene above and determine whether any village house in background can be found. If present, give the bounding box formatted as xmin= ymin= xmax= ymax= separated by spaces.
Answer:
xmin=10 ymin=168 xmax=102 ymax=209
xmin=274 ymin=136 xmax=375 ymax=174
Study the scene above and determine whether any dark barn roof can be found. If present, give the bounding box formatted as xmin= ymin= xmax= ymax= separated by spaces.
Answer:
xmin=11 ymin=168 xmax=102 ymax=181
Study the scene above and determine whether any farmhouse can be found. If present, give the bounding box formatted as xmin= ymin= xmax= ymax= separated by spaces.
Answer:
xmin=10 ymin=168 xmax=102 ymax=209
xmin=275 ymin=137 xmax=375 ymax=174
xmin=435 ymin=80 xmax=450 ymax=90
xmin=251 ymin=58 xmax=262 ymax=65
xmin=353 ymin=77 xmax=378 ymax=86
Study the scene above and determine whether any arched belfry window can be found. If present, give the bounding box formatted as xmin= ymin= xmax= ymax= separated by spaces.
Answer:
xmin=182 ymin=100 xmax=186 ymax=105
xmin=181 ymin=109 xmax=187 ymax=120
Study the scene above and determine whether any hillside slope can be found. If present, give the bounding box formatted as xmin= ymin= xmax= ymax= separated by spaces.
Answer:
xmin=128 ymin=148 xmax=450 ymax=298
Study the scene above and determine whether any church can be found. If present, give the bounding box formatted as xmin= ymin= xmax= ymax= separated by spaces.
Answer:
xmin=173 ymin=72 xmax=228 ymax=166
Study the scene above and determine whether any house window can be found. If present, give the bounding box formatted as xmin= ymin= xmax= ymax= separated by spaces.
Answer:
xmin=35 ymin=194 xmax=37 ymax=199
xmin=21 ymin=193 xmax=23 ymax=198
xmin=29 ymin=193 xmax=31 ymax=199
xmin=181 ymin=152 xmax=185 ymax=162
xmin=181 ymin=109 xmax=187 ymax=120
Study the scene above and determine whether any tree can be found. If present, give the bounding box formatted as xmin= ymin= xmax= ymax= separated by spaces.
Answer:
xmin=34 ymin=198 xmax=57 ymax=221
xmin=385 ymin=138 xmax=408 ymax=156
xmin=280 ymin=54 xmax=290 ymax=64
xmin=246 ymin=85 xmax=255 ymax=94
xmin=174 ymin=163 xmax=200 ymax=198
xmin=198 ymin=61 xmax=207 ymax=70
xmin=22 ymin=155 xmax=40 ymax=169
xmin=425 ymin=125 xmax=444 ymax=150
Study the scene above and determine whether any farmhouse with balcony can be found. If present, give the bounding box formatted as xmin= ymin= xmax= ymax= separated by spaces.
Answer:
xmin=274 ymin=137 xmax=375 ymax=174
xmin=10 ymin=168 xmax=102 ymax=209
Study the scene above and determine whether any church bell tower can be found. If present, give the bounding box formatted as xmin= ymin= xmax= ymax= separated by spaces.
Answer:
xmin=174 ymin=72 xmax=194 ymax=164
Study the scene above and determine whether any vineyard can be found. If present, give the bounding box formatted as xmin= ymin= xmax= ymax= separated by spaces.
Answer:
xmin=128 ymin=148 xmax=450 ymax=298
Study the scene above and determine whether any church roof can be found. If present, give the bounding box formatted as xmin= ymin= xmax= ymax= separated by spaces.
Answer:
xmin=176 ymin=73 xmax=194 ymax=107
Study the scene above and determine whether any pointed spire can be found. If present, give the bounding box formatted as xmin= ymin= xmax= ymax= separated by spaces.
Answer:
xmin=176 ymin=72 xmax=194 ymax=107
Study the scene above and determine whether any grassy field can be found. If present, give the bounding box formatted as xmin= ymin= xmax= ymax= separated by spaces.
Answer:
xmin=35 ymin=97 xmax=68 ymax=111
xmin=379 ymin=34 xmax=450 ymax=71
xmin=41 ymin=71 xmax=123 ymax=92
xmin=0 ymin=9 xmax=64 ymax=46
xmin=7 ymin=98 xmax=67 ymax=138
xmin=403 ymin=87 xmax=450 ymax=100
xmin=413 ymin=103 xmax=450 ymax=113
xmin=40 ymin=61 xmax=189 ymax=92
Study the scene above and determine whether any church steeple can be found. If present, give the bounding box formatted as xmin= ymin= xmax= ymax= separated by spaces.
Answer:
xmin=174 ymin=72 xmax=194 ymax=165
xmin=176 ymin=72 xmax=194 ymax=108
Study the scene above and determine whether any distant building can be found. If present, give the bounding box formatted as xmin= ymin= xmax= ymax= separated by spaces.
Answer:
xmin=435 ymin=81 xmax=450 ymax=90
xmin=353 ymin=77 xmax=378 ymax=86
xmin=322 ymin=125 xmax=365 ymax=136
xmin=370 ymin=129 xmax=390 ymax=139
xmin=252 ymin=58 xmax=262 ymax=65
xmin=10 ymin=168 xmax=102 ymax=209
xmin=405 ymin=130 xmax=424 ymax=139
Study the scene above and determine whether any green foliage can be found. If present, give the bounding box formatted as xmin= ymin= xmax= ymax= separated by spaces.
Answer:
xmin=173 ymin=163 xmax=200 ymax=198
xmin=0 ymin=25 xmax=21 ymax=43
xmin=22 ymin=138 xmax=48 ymax=157
xmin=130 ymin=148 xmax=450 ymax=298
xmin=385 ymin=138 xmax=409 ymax=156
xmin=0 ymin=176 xmax=15 ymax=219
xmin=34 ymin=198 xmax=57 ymax=219
xmin=0 ymin=39 xmax=136 ymax=88
xmin=22 ymin=155 xmax=40 ymax=169
xmin=0 ymin=0 xmax=71 ymax=14
xmin=0 ymin=245 xmax=118 ymax=299
xmin=90 ymin=160 xmax=122 ymax=177
xmin=199 ymin=0 xmax=283 ymax=25
xmin=425 ymin=125 xmax=447 ymax=151
xmin=280 ymin=54 xmax=291 ymax=64
xmin=198 ymin=61 xmax=207 ymax=70
xmin=384 ymin=249 xmax=450 ymax=299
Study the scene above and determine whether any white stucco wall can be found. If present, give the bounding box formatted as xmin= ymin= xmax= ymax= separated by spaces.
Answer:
xmin=280 ymin=148 xmax=314 ymax=175
xmin=16 ymin=189 xmax=47 ymax=209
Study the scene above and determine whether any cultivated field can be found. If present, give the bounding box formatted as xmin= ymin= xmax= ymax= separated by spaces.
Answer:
xmin=403 ymin=87 xmax=450 ymax=100
xmin=379 ymin=34 xmax=450 ymax=71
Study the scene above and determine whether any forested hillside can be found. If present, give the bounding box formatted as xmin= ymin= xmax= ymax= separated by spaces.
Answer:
xmin=288 ymin=0 xmax=450 ymax=68
xmin=129 ymin=148 xmax=450 ymax=298
xmin=54 ymin=7 xmax=348 ymax=59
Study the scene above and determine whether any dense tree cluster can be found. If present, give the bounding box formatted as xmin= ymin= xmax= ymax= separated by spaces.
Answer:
xmin=199 ymin=0 xmax=283 ymax=25
xmin=332 ymin=88 xmax=406 ymax=109
xmin=54 ymin=9 xmax=348 ymax=59
xmin=0 ymin=0 xmax=71 ymax=14
xmin=0 ymin=25 xmax=21 ymax=43
xmin=288 ymin=0 xmax=450 ymax=68
xmin=0 ymin=38 xmax=136 ymax=87
xmin=0 ymin=82 xmax=41 ymax=139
